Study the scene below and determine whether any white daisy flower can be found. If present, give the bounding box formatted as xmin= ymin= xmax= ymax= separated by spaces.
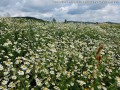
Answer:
xmin=18 ymin=70 xmax=24 ymax=75
xmin=0 ymin=64 xmax=3 ymax=71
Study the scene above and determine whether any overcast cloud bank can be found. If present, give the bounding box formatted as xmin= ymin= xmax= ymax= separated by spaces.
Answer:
xmin=0 ymin=0 xmax=120 ymax=22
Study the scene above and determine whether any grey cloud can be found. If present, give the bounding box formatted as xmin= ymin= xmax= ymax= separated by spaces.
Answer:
xmin=67 ymin=4 xmax=107 ymax=15
xmin=89 ymin=4 xmax=106 ymax=10
xmin=0 ymin=0 xmax=22 ymax=6
xmin=67 ymin=7 xmax=87 ymax=14
xmin=20 ymin=0 xmax=61 ymax=13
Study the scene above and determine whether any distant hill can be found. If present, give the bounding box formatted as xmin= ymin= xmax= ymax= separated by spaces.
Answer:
xmin=66 ymin=21 xmax=96 ymax=24
xmin=104 ymin=22 xmax=120 ymax=24
xmin=12 ymin=16 xmax=46 ymax=22
xmin=66 ymin=21 xmax=120 ymax=24
xmin=1 ymin=16 xmax=120 ymax=24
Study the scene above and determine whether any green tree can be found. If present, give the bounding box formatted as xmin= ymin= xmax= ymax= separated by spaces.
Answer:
xmin=64 ymin=19 xmax=67 ymax=23
xmin=52 ymin=18 xmax=56 ymax=23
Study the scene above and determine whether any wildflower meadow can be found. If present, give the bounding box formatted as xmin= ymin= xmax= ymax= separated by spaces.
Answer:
xmin=0 ymin=18 xmax=120 ymax=90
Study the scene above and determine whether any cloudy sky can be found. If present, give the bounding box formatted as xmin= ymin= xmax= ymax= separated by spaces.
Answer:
xmin=0 ymin=0 xmax=120 ymax=22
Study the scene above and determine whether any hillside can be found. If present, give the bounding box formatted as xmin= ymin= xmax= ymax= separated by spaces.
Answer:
xmin=12 ymin=16 xmax=46 ymax=22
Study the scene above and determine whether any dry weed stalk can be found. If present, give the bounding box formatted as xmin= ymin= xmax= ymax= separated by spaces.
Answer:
xmin=96 ymin=42 xmax=104 ymax=67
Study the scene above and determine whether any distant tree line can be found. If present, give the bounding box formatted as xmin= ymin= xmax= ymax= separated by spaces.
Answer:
xmin=52 ymin=18 xmax=67 ymax=23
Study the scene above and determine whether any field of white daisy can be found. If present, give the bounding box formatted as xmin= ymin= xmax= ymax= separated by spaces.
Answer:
xmin=0 ymin=18 xmax=120 ymax=90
